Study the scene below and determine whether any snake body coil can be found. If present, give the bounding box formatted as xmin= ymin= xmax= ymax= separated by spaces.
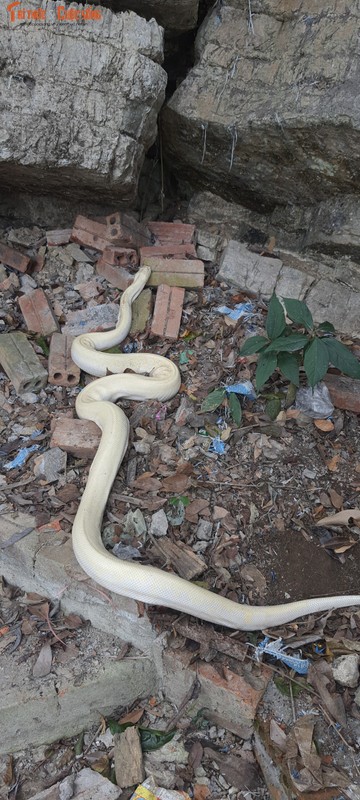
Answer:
xmin=71 ymin=267 xmax=360 ymax=630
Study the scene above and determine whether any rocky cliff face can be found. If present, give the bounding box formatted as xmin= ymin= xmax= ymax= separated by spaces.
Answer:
xmin=162 ymin=1 xmax=360 ymax=211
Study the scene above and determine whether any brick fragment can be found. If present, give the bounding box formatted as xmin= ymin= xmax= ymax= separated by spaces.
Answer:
xmin=19 ymin=288 xmax=59 ymax=335
xmin=71 ymin=215 xmax=110 ymax=252
xmin=151 ymin=284 xmax=184 ymax=340
xmin=0 ymin=273 xmax=19 ymax=292
xmin=140 ymin=243 xmax=197 ymax=261
xmin=102 ymin=246 xmax=139 ymax=267
xmin=96 ymin=258 xmax=133 ymax=291
xmin=50 ymin=418 xmax=101 ymax=458
xmin=61 ymin=303 xmax=119 ymax=336
xmin=142 ymin=256 xmax=204 ymax=288
xmin=0 ymin=242 xmax=30 ymax=273
xmin=74 ymin=281 xmax=100 ymax=301
xmin=130 ymin=289 xmax=152 ymax=335
xmin=105 ymin=212 xmax=151 ymax=248
xmin=324 ymin=373 xmax=360 ymax=413
xmin=147 ymin=221 xmax=195 ymax=244
xmin=0 ymin=332 xmax=48 ymax=394
xmin=46 ymin=229 xmax=72 ymax=246
xmin=48 ymin=334 xmax=80 ymax=387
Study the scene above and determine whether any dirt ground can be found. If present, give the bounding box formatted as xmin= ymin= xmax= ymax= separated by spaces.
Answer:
xmin=1 ymin=222 xmax=360 ymax=798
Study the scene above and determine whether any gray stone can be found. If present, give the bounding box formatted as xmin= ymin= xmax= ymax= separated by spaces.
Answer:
xmin=196 ymin=519 xmax=213 ymax=541
xmin=113 ymin=0 xmax=199 ymax=33
xmin=305 ymin=278 xmax=360 ymax=337
xmin=197 ymin=245 xmax=215 ymax=261
xmin=61 ymin=303 xmax=119 ymax=336
xmin=149 ymin=509 xmax=168 ymax=538
xmin=217 ymin=241 xmax=281 ymax=296
xmin=123 ymin=508 xmax=147 ymax=537
xmin=275 ymin=265 xmax=314 ymax=301
xmin=163 ymin=2 xmax=360 ymax=210
xmin=33 ymin=447 xmax=67 ymax=483
xmin=28 ymin=768 xmax=121 ymax=800
xmin=0 ymin=2 xmax=166 ymax=204
xmin=332 ymin=654 xmax=359 ymax=689
xmin=305 ymin=196 xmax=360 ymax=262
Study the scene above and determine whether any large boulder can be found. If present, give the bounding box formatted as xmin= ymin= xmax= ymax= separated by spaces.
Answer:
xmin=0 ymin=2 xmax=166 ymax=204
xmin=112 ymin=0 xmax=199 ymax=33
xmin=162 ymin=0 xmax=360 ymax=211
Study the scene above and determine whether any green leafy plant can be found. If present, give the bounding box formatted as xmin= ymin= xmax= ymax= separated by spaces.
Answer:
xmin=239 ymin=294 xmax=360 ymax=390
xmin=200 ymin=386 xmax=242 ymax=425
xmin=108 ymin=719 xmax=176 ymax=751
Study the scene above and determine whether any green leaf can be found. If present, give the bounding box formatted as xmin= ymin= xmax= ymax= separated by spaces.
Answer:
xmin=239 ymin=335 xmax=269 ymax=356
xmin=139 ymin=727 xmax=176 ymax=752
xmin=108 ymin=720 xmax=133 ymax=734
xmin=317 ymin=321 xmax=335 ymax=334
xmin=228 ymin=392 xmax=242 ymax=426
xmin=266 ymin=294 xmax=286 ymax=340
xmin=274 ymin=676 xmax=306 ymax=698
xmin=35 ymin=336 xmax=50 ymax=356
xmin=266 ymin=396 xmax=282 ymax=420
xmin=285 ymin=382 xmax=297 ymax=407
xmin=168 ymin=496 xmax=190 ymax=507
xmin=283 ymin=298 xmax=313 ymax=330
xmin=200 ymin=388 xmax=226 ymax=412
xmin=256 ymin=351 xmax=277 ymax=389
xmin=277 ymin=352 xmax=300 ymax=386
xmin=303 ymin=338 xmax=330 ymax=387
xmin=324 ymin=338 xmax=360 ymax=379
xmin=266 ymin=334 xmax=309 ymax=353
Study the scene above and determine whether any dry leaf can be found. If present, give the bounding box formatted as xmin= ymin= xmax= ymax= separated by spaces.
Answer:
xmin=314 ymin=419 xmax=334 ymax=432
xmin=193 ymin=786 xmax=210 ymax=800
xmin=132 ymin=473 xmax=162 ymax=493
xmin=269 ymin=719 xmax=287 ymax=752
xmin=326 ymin=454 xmax=341 ymax=472
xmin=308 ymin=662 xmax=346 ymax=728
xmin=317 ymin=509 xmax=360 ymax=527
xmin=33 ymin=642 xmax=52 ymax=677
xmin=329 ymin=489 xmax=343 ymax=510
xmin=188 ymin=741 xmax=203 ymax=772
xmin=118 ymin=708 xmax=144 ymax=726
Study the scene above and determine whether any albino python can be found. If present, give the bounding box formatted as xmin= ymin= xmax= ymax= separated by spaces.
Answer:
xmin=71 ymin=266 xmax=360 ymax=630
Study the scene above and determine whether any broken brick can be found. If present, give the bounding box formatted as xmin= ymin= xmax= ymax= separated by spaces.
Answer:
xmin=19 ymin=288 xmax=59 ymax=335
xmin=142 ymin=256 xmax=204 ymax=288
xmin=324 ymin=373 xmax=360 ymax=414
xmin=48 ymin=334 xmax=80 ymax=387
xmin=147 ymin=221 xmax=195 ymax=245
xmin=74 ymin=281 xmax=100 ymax=301
xmin=0 ymin=273 xmax=19 ymax=292
xmin=140 ymin=243 xmax=197 ymax=261
xmin=130 ymin=289 xmax=152 ymax=335
xmin=0 ymin=332 xmax=48 ymax=394
xmin=96 ymin=258 xmax=133 ymax=291
xmin=0 ymin=242 xmax=30 ymax=273
xmin=71 ymin=215 xmax=110 ymax=252
xmin=151 ymin=284 xmax=184 ymax=340
xmin=46 ymin=229 xmax=72 ymax=246
xmin=104 ymin=212 xmax=151 ymax=248
xmin=102 ymin=246 xmax=139 ymax=267
xmin=50 ymin=417 xmax=101 ymax=458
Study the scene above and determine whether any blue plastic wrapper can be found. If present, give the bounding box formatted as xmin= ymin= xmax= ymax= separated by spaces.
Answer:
xmin=255 ymin=636 xmax=310 ymax=675
xmin=225 ymin=381 xmax=257 ymax=400
xmin=209 ymin=436 xmax=226 ymax=454
xmin=4 ymin=444 xmax=40 ymax=471
xmin=217 ymin=302 xmax=254 ymax=321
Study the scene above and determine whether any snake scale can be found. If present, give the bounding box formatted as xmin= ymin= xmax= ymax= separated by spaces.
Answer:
xmin=71 ymin=266 xmax=360 ymax=630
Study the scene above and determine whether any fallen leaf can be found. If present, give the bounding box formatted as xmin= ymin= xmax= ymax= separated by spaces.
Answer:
xmin=314 ymin=419 xmax=334 ymax=432
xmin=308 ymin=662 xmax=346 ymax=728
xmin=188 ymin=741 xmax=203 ymax=772
xmin=33 ymin=642 xmax=52 ymax=677
xmin=326 ymin=454 xmax=341 ymax=472
xmin=329 ymin=489 xmax=343 ymax=510
xmin=317 ymin=509 xmax=360 ymax=527
xmin=132 ymin=473 xmax=162 ymax=493
xmin=270 ymin=719 xmax=287 ymax=752
xmin=118 ymin=708 xmax=144 ymax=726
xmin=193 ymin=786 xmax=210 ymax=800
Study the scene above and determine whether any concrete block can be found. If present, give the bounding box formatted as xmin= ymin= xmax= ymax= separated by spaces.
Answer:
xmin=19 ymin=288 xmax=59 ymax=335
xmin=147 ymin=221 xmax=195 ymax=244
xmin=48 ymin=334 xmax=80 ymax=387
xmin=0 ymin=332 xmax=48 ymax=393
xmin=0 ymin=616 xmax=156 ymax=753
xmin=0 ymin=241 xmax=30 ymax=273
xmin=143 ymin=257 xmax=204 ymax=288
xmin=0 ymin=512 xmax=158 ymax=654
xmin=50 ymin=417 xmax=101 ymax=458
xmin=130 ymin=288 xmax=152 ymax=334
xmin=217 ymin=240 xmax=281 ymax=297
xmin=151 ymin=285 xmax=184 ymax=339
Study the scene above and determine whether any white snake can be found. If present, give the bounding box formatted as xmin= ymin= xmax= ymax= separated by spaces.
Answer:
xmin=71 ymin=267 xmax=360 ymax=631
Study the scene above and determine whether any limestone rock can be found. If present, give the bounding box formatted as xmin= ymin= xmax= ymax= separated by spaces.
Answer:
xmin=113 ymin=0 xmax=199 ymax=33
xmin=332 ymin=654 xmax=359 ymax=689
xmin=0 ymin=2 xmax=166 ymax=204
xmin=163 ymin=1 xmax=360 ymax=210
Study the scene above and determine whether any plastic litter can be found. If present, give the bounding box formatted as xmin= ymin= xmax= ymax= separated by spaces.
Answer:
xmin=225 ymin=380 xmax=257 ymax=400
xmin=123 ymin=341 xmax=138 ymax=353
xmin=217 ymin=301 xmax=254 ymax=321
xmin=130 ymin=776 xmax=191 ymax=800
xmin=255 ymin=636 xmax=310 ymax=675
xmin=295 ymin=382 xmax=334 ymax=419
xmin=155 ymin=404 xmax=167 ymax=421
xmin=4 ymin=444 xmax=40 ymax=470
xmin=209 ymin=436 xmax=226 ymax=454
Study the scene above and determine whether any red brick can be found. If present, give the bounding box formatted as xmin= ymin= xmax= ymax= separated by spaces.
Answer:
xmin=147 ymin=221 xmax=195 ymax=244
xmin=142 ymin=256 xmax=204 ymax=288
xmin=105 ymin=212 xmax=151 ymax=248
xmin=50 ymin=417 xmax=101 ymax=458
xmin=140 ymin=243 xmax=197 ymax=261
xmin=46 ymin=229 xmax=72 ymax=246
xmin=102 ymin=246 xmax=139 ymax=267
xmin=151 ymin=284 xmax=184 ymax=340
xmin=71 ymin=215 xmax=109 ymax=252
xmin=74 ymin=281 xmax=100 ymax=301
xmin=48 ymin=334 xmax=80 ymax=387
xmin=0 ymin=273 xmax=19 ymax=292
xmin=19 ymin=289 xmax=59 ymax=335
xmin=0 ymin=242 xmax=30 ymax=273
xmin=96 ymin=258 xmax=133 ymax=291
xmin=324 ymin=373 xmax=360 ymax=413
